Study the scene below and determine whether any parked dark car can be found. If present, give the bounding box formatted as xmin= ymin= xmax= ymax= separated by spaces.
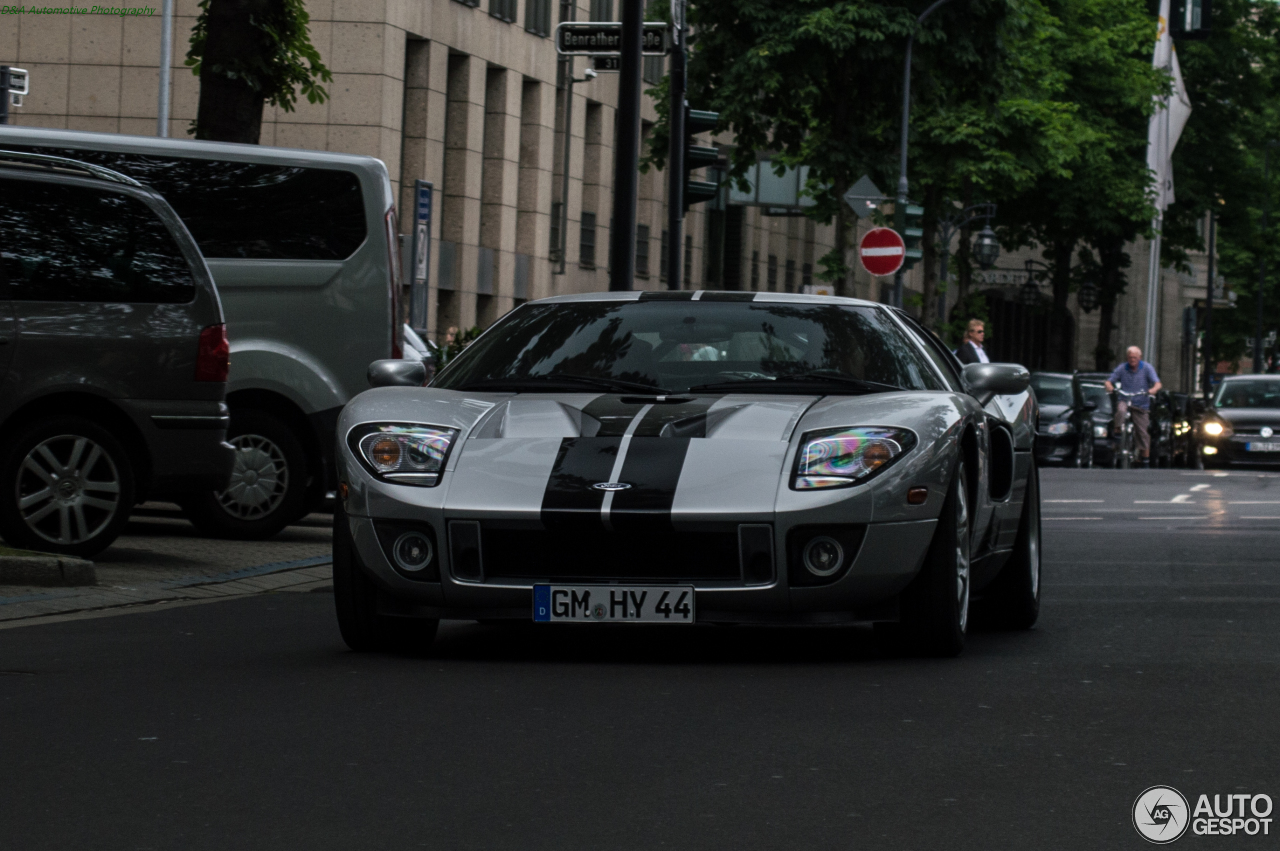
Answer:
xmin=1030 ymin=372 xmax=1095 ymax=467
xmin=1198 ymin=375 xmax=1280 ymax=467
xmin=1146 ymin=391 xmax=1178 ymax=468
xmin=1167 ymin=392 xmax=1201 ymax=467
xmin=0 ymin=151 xmax=234 ymax=556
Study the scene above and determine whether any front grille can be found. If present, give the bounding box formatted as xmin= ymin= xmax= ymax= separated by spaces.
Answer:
xmin=476 ymin=524 xmax=750 ymax=583
xmin=1231 ymin=426 xmax=1280 ymax=436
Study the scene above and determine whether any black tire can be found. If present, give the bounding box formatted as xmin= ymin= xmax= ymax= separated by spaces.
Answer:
xmin=900 ymin=462 xmax=971 ymax=657
xmin=983 ymin=460 xmax=1041 ymax=630
xmin=182 ymin=408 xmax=310 ymax=540
xmin=332 ymin=503 xmax=439 ymax=653
xmin=0 ymin=416 xmax=137 ymax=558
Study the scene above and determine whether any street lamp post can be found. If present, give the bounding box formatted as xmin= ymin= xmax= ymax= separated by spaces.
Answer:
xmin=1021 ymin=259 xmax=1052 ymax=307
xmin=893 ymin=0 xmax=963 ymax=307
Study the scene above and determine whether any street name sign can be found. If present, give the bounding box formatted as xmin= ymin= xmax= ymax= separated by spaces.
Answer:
xmin=859 ymin=227 xmax=905 ymax=277
xmin=556 ymin=22 xmax=670 ymax=56
xmin=592 ymin=56 xmax=622 ymax=72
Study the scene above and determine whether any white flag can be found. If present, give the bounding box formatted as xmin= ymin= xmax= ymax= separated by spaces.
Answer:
xmin=1147 ymin=0 xmax=1193 ymax=211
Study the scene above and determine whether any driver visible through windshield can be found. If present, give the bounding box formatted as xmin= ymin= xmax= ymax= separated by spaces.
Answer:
xmin=433 ymin=299 xmax=945 ymax=395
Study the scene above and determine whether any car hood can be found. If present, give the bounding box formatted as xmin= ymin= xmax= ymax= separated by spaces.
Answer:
xmin=1039 ymin=403 xmax=1071 ymax=421
xmin=1212 ymin=407 xmax=1280 ymax=426
xmin=442 ymin=392 xmax=820 ymax=530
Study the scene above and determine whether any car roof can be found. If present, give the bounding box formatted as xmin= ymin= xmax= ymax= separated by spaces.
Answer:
xmin=1221 ymin=374 xmax=1280 ymax=381
xmin=527 ymin=290 xmax=882 ymax=308
xmin=0 ymin=150 xmax=142 ymax=187
xmin=1031 ymin=371 xmax=1073 ymax=379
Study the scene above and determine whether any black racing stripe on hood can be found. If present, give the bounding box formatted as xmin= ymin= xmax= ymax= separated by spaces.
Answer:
xmin=609 ymin=437 xmax=691 ymax=533
xmin=580 ymin=395 xmax=649 ymax=436
xmin=540 ymin=437 xmax=620 ymax=530
xmin=632 ymin=396 xmax=718 ymax=437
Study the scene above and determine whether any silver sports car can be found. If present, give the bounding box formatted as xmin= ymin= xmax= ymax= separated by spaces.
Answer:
xmin=333 ymin=291 xmax=1040 ymax=656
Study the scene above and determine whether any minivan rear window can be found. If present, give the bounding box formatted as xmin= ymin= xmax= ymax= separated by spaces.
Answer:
xmin=5 ymin=146 xmax=367 ymax=261
xmin=0 ymin=178 xmax=196 ymax=303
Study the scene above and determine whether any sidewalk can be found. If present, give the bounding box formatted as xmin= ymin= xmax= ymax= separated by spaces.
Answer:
xmin=0 ymin=503 xmax=334 ymax=625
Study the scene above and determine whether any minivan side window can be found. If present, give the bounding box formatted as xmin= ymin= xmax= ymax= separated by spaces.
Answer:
xmin=0 ymin=178 xmax=196 ymax=303
xmin=7 ymin=147 xmax=367 ymax=261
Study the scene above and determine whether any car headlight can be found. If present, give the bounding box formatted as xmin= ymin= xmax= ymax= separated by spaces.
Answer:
xmin=347 ymin=423 xmax=458 ymax=486
xmin=1046 ymin=420 xmax=1072 ymax=435
xmin=1093 ymin=425 xmax=1109 ymax=438
xmin=1202 ymin=420 xmax=1229 ymax=437
xmin=793 ymin=427 xmax=917 ymax=490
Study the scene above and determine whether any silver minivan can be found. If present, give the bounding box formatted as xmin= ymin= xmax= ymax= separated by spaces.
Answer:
xmin=0 ymin=126 xmax=402 ymax=539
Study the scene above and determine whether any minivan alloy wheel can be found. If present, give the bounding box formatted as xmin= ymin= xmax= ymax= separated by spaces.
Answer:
xmin=17 ymin=435 xmax=122 ymax=545
xmin=216 ymin=434 xmax=289 ymax=520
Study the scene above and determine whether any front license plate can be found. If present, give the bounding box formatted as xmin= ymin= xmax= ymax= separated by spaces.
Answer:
xmin=1247 ymin=442 xmax=1280 ymax=452
xmin=533 ymin=585 xmax=695 ymax=624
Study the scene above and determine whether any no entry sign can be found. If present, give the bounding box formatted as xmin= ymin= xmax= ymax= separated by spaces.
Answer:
xmin=859 ymin=227 xmax=905 ymax=277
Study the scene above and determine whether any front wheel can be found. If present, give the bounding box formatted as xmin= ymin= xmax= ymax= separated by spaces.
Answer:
xmin=982 ymin=461 xmax=1040 ymax=629
xmin=0 ymin=417 xmax=137 ymax=558
xmin=900 ymin=462 xmax=971 ymax=657
xmin=182 ymin=409 xmax=310 ymax=540
xmin=332 ymin=503 xmax=438 ymax=653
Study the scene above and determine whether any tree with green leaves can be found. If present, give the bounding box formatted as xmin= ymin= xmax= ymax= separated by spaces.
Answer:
xmin=644 ymin=0 xmax=1081 ymax=315
xmin=185 ymin=0 xmax=332 ymax=143
xmin=994 ymin=0 xmax=1160 ymax=371
xmin=1159 ymin=0 xmax=1280 ymax=376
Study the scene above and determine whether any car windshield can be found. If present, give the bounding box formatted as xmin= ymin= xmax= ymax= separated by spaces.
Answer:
xmin=1215 ymin=380 xmax=1280 ymax=409
xmin=1081 ymin=383 xmax=1112 ymax=413
xmin=433 ymin=299 xmax=945 ymax=394
xmin=1030 ymin=375 xmax=1073 ymax=406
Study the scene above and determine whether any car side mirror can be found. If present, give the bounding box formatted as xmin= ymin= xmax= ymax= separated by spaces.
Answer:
xmin=368 ymin=359 xmax=426 ymax=388
xmin=963 ymin=363 xmax=1030 ymax=405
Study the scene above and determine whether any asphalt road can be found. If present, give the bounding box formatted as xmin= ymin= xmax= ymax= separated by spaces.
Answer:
xmin=2 ymin=469 xmax=1278 ymax=850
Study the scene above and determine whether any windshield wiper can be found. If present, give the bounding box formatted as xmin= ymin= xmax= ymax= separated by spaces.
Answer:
xmin=688 ymin=370 xmax=901 ymax=394
xmin=458 ymin=374 xmax=670 ymax=394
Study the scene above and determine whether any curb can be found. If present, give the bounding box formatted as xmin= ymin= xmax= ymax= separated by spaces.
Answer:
xmin=0 ymin=555 xmax=97 ymax=587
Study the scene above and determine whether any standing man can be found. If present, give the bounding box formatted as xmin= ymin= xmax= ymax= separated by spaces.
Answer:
xmin=954 ymin=319 xmax=990 ymax=364
xmin=1105 ymin=345 xmax=1163 ymax=468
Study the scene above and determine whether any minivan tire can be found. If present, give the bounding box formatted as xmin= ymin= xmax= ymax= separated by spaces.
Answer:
xmin=0 ymin=416 xmax=137 ymax=558
xmin=182 ymin=408 xmax=310 ymax=540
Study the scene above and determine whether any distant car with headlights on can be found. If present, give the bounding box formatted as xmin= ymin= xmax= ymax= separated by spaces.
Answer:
xmin=1030 ymin=372 xmax=1095 ymax=467
xmin=332 ymin=291 xmax=1043 ymax=658
xmin=1198 ymin=375 xmax=1280 ymax=467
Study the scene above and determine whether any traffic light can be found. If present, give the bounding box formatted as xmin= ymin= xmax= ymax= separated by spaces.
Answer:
xmin=902 ymin=204 xmax=924 ymax=270
xmin=683 ymin=107 xmax=720 ymax=212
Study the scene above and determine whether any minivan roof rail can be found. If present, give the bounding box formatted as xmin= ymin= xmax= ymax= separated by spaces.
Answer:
xmin=0 ymin=149 xmax=143 ymax=187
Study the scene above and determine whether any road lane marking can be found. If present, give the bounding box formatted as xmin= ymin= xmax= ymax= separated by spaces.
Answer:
xmin=1190 ymin=484 xmax=1211 ymax=491
xmin=1134 ymin=498 xmax=1194 ymax=504
xmin=1139 ymin=516 xmax=1212 ymax=520
xmin=1045 ymin=499 xmax=1104 ymax=503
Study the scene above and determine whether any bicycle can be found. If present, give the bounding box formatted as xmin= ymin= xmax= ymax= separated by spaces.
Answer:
xmin=1112 ymin=389 xmax=1150 ymax=469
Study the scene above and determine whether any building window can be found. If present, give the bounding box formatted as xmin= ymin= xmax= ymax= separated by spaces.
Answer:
xmin=590 ymin=0 xmax=612 ymax=20
xmin=490 ymin=0 xmax=516 ymax=21
xmin=802 ymin=262 xmax=812 ymax=290
xmin=751 ymin=251 xmax=759 ymax=290
xmin=580 ymin=212 xmax=597 ymax=267
xmin=635 ymin=224 xmax=650 ymax=277
xmin=660 ymin=230 xmax=668 ymax=281
xmin=784 ymin=259 xmax=795 ymax=292
xmin=525 ymin=0 xmax=551 ymax=34
xmin=642 ymin=56 xmax=665 ymax=85
xmin=767 ymin=254 xmax=777 ymax=291
xmin=684 ymin=234 xmax=693 ymax=285
xmin=454 ymin=0 xmax=479 ymax=8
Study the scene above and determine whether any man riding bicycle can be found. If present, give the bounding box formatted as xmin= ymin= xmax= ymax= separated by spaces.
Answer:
xmin=1105 ymin=346 xmax=1163 ymax=468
